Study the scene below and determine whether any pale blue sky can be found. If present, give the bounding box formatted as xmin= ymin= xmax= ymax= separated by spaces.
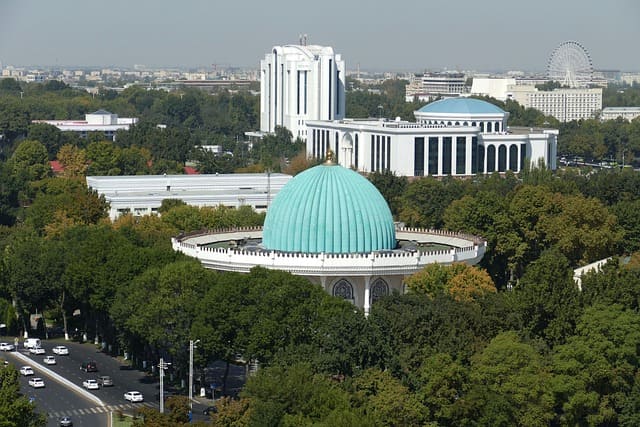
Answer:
xmin=1 ymin=0 xmax=638 ymax=72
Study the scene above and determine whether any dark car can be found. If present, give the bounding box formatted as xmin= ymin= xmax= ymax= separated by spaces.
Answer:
xmin=80 ymin=361 xmax=97 ymax=372
xmin=203 ymin=406 xmax=217 ymax=415
xmin=59 ymin=416 xmax=73 ymax=427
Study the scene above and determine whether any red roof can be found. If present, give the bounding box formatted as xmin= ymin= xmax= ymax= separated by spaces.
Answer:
xmin=184 ymin=166 xmax=199 ymax=175
xmin=50 ymin=160 xmax=64 ymax=173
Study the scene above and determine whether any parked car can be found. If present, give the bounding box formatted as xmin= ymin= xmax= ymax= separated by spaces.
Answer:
xmin=29 ymin=346 xmax=46 ymax=355
xmin=52 ymin=346 xmax=69 ymax=355
xmin=43 ymin=356 xmax=56 ymax=365
xmin=203 ymin=406 xmax=218 ymax=415
xmin=80 ymin=361 xmax=97 ymax=372
xmin=19 ymin=366 xmax=34 ymax=376
xmin=83 ymin=379 xmax=99 ymax=390
xmin=59 ymin=416 xmax=73 ymax=427
xmin=124 ymin=391 xmax=144 ymax=402
xmin=0 ymin=342 xmax=15 ymax=351
xmin=97 ymin=375 xmax=113 ymax=387
xmin=28 ymin=377 xmax=45 ymax=388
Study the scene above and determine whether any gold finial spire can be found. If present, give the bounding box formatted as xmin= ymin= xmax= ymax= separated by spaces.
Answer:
xmin=325 ymin=149 xmax=335 ymax=165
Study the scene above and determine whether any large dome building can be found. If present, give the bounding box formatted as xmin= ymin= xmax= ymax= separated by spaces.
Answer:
xmin=306 ymin=97 xmax=558 ymax=177
xmin=172 ymin=156 xmax=486 ymax=314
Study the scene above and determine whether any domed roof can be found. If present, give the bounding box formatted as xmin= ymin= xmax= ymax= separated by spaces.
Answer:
xmin=417 ymin=98 xmax=505 ymax=115
xmin=263 ymin=163 xmax=396 ymax=254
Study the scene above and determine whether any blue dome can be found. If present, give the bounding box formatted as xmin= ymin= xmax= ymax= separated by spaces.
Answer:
xmin=263 ymin=164 xmax=396 ymax=254
xmin=418 ymin=98 xmax=505 ymax=115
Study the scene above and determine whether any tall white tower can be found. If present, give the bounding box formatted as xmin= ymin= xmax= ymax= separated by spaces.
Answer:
xmin=260 ymin=43 xmax=345 ymax=141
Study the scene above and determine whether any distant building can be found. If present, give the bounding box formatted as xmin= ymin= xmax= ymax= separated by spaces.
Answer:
xmin=306 ymin=98 xmax=557 ymax=177
xmin=470 ymin=78 xmax=517 ymax=101
xmin=508 ymin=86 xmax=602 ymax=122
xmin=86 ymin=173 xmax=292 ymax=221
xmin=33 ymin=110 xmax=137 ymax=141
xmin=259 ymin=43 xmax=345 ymax=141
xmin=601 ymin=107 xmax=640 ymax=121
xmin=405 ymin=72 xmax=467 ymax=102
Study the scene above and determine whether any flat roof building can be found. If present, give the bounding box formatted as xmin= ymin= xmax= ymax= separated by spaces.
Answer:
xmin=86 ymin=173 xmax=292 ymax=221
xmin=33 ymin=110 xmax=137 ymax=141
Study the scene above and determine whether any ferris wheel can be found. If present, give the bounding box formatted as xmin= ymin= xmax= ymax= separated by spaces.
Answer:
xmin=546 ymin=41 xmax=593 ymax=88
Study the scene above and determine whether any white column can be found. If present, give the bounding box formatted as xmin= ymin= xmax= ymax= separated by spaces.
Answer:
xmin=506 ymin=144 xmax=510 ymax=171
xmin=364 ymin=276 xmax=371 ymax=317
xmin=437 ymin=137 xmax=443 ymax=176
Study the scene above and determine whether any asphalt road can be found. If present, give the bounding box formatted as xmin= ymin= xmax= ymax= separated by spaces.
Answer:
xmin=2 ymin=337 xmax=216 ymax=424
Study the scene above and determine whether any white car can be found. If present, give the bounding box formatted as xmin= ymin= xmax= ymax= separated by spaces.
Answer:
xmin=124 ymin=391 xmax=144 ymax=402
xmin=52 ymin=346 xmax=69 ymax=355
xmin=0 ymin=342 xmax=15 ymax=351
xmin=43 ymin=356 xmax=56 ymax=365
xmin=29 ymin=346 xmax=46 ymax=355
xmin=83 ymin=379 xmax=100 ymax=390
xmin=28 ymin=377 xmax=45 ymax=388
xmin=19 ymin=366 xmax=34 ymax=376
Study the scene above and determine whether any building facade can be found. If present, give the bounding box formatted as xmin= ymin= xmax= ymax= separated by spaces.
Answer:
xmin=405 ymin=72 xmax=467 ymax=102
xmin=306 ymin=98 xmax=558 ymax=177
xmin=508 ymin=86 xmax=602 ymax=122
xmin=601 ymin=107 xmax=640 ymax=122
xmin=86 ymin=173 xmax=292 ymax=221
xmin=259 ymin=44 xmax=345 ymax=141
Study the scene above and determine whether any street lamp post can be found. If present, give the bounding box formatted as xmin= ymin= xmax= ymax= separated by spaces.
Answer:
xmin=189 ymin=339 xmax=200 ymax=412
xmin=158 ymin=358 xmax=171 ymax=414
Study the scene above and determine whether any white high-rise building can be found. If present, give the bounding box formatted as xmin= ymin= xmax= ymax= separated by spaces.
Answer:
xmin=259 ymin=43 xmax=345 ymax=141
xmin=508 ymin=86 xmax=602 ymax=122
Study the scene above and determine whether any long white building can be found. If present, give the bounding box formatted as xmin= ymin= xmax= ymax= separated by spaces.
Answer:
xmin=86 ymin=173 xmax=292 ymax=221
xmin=259 ymin=43 xmax=345 ymax=141
xmin=508 ymin=86 xmax=602 ymax=122
xmin=306 ymin=98 xmax=557 ymax=177
xmin=33 ymin=110 xmax=137 ymax=141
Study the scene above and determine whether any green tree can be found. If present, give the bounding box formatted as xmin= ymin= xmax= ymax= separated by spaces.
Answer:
xmin=464 ymin=332 xmax=554 ymax=427
xmin=551 ymin=304 xmax=640 ymax=426
xmin=0 ymin=366 xmax=47 ymax=426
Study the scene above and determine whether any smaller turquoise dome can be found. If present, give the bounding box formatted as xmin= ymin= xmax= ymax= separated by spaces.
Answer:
xmin=418 ymin=98 xmax=505 ymax=115
xmin=263 ymin=164 xmax=396 ymax=254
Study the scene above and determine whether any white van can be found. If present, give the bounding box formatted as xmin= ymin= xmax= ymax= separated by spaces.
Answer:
xmin=24 ymin=338 xmax=41 ymax=349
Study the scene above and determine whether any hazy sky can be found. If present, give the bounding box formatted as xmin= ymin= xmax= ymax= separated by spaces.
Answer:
xmin=1 ymin=0 xmax=639 ymax=72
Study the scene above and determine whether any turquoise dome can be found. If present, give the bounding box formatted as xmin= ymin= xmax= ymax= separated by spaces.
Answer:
xmin=418 ymin=98 xmax=505 ymax=115
xmin=263 ymin=164 xmax=396 ymax=254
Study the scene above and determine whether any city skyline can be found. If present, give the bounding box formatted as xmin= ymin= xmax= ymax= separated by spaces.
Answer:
xmin=1 ymin=0 xmax=639 ymax=72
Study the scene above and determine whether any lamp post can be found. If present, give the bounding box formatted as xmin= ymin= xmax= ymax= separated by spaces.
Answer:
xmin=189 ymin=339 xmax=200 ymax=412
xmin=158 ymin=358 xmax=171 ymax=414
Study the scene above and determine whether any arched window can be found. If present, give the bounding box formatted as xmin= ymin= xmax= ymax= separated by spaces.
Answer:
xmin=371 ymin=278 xmax=389 ymax=303
xmin=498 ymin=145 xmax=507 ymax=172
xmin=495 ymin=121 xmax=501 ymax=132
xmin=487 ymin=122 xmax=493 ymax=133
xmin=487 ymin=145 xmax=496 ymax=173
xmin=333 ymin=279 xmax=354 ymax=300
xmin=509 ymin=145 xmax=518 ymax=171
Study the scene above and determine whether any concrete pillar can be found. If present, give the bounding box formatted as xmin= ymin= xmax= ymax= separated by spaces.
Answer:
xmin=364 ymin=276 xmax=372 ymax=317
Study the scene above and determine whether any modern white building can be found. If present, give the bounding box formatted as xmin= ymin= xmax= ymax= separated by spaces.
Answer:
xmin=600 ymin=107 xmax=640 ymax=122
xmin=306 ymin=98 xmax=558 ymax=177
xmin=508 ymin=86 xmax=602 ymax=122
xmin=86 ymin=173 xmax=292 ymax=221
xmin=173 ymin=160 xmax=486 ymax=314
xmin=33 ymin=110 xmax=137 ymax=141
xmin=259 ymin=43 xmax=345 ymax=141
